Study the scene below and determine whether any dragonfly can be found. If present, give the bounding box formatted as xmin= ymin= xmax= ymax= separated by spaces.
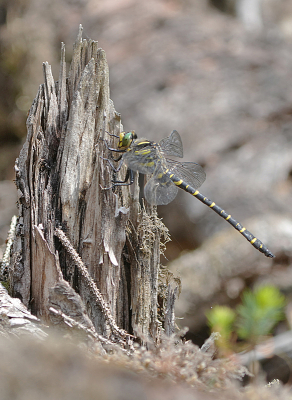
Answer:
xmin=103 ymin=130 xmax=275 ymax=258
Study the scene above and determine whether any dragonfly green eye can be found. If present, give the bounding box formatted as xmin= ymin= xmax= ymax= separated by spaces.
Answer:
xmin=118 ymin=131 xmax=136 ymax=150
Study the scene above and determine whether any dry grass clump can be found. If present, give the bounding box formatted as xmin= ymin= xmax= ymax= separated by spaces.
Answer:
xmin=102 ymin=331 xmax=247 ymax=390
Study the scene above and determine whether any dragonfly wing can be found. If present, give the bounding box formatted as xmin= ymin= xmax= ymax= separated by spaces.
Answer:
xmin=166 ymin=160 xmax=206 ymax=189
xmin=159 ymin=130 xmax=183 ymax=158
xmin=144 ymin=176 xmax=178 ymax=205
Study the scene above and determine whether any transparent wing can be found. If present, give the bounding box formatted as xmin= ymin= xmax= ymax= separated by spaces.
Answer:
xmin=166 ymin=159 xmax=206 ymax=189
xmin=144 ymin=175 xmax=178 ymax=205
xmin=159 ymin=130 xmax=183 ymax=158
xmin=122 ymin=139 xmax=159 ymax=175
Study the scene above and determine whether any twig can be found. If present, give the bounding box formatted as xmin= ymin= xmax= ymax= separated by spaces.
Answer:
xmin=54 ymin=228 xmax=132 ymax=341
xmin=49 ymin=307 xmax=131 ymax=354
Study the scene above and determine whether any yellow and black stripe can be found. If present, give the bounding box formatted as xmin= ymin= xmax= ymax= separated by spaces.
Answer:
xmin=167 ymin=171 xmax=275 ymax=258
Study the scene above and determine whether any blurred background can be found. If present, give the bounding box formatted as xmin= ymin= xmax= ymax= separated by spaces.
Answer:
xmin=1 ymin=0 xmax=292 ymax=382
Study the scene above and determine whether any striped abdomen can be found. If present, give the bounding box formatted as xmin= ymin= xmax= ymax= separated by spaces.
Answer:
xmin=166 ymin=172 xmax=275 ymax=258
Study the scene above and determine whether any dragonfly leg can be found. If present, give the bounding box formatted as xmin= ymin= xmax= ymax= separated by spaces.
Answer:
xmin=104 ymin=139 xmax=125 ymax=153
xmin=99 ymin=137 xmax=125 ymax=153
xmin=113 ymin=169 xmax=134 ymax=187
xmin=100 ymin=156 xmax=124 ymax=172
xmin=107 ymin=132 xmax=120 ymax=139
xmin=112 ymin=154 xmax=123 ymax=162
xmin=100 ymin=169 xmax=134 ymax=191
xmin=99 ymin=183 xmax=113 ymax=190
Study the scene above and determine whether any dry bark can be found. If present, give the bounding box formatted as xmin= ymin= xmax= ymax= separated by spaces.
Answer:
xmin=8 ymin=25 xmax=177 ymax=343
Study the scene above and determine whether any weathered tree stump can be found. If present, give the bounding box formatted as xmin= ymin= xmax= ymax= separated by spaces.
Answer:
xmin=9 ymin=25 xmax=177 ymax=343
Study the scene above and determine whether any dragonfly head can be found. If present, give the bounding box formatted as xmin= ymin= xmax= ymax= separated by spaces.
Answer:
xmin=118 ymin=131 xmax=137 ymax=150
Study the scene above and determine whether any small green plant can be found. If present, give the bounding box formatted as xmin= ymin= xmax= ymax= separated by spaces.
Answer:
xmin=236 ymin=285 xmax=285 ymax=345
xmin=206 ymin=306 xmax=236 ymax=353
xmin=206 ymin=285 xmax=286 ymax=354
